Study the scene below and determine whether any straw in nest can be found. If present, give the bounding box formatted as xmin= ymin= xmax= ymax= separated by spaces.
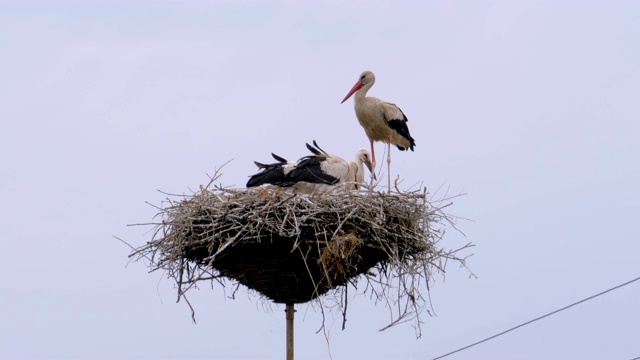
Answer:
xmin=129 ymin=173 xmax=472 ymax=333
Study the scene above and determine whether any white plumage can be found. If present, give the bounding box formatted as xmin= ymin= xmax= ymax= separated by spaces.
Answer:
xmin=247 ymin=141 xmax=373 ymax=195
xmin=341 ymin=70 xmax=416 ymax=193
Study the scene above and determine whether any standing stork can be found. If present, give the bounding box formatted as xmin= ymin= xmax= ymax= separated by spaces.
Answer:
xmin=247 ymin=141 xmax=374 ymax=195
xmin=341 ymin=70 xmax=415 ymax=194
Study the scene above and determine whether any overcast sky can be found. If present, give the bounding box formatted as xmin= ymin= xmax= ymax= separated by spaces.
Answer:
xmin=1 ymin=1 xmax=639 ymax=359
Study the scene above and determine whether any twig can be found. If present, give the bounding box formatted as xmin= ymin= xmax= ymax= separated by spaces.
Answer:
xmin=126 ymin=170 xmax=473 ymax=335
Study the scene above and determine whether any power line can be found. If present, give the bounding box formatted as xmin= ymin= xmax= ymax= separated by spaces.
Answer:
xmin=432 ymin=275 xmax=640 ymax=360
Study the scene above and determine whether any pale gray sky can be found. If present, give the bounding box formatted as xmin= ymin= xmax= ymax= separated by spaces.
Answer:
xmin=1 ymin=1 xmax=639 ymax=359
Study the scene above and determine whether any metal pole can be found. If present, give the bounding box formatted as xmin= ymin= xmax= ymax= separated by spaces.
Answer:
xmin=286 ymin=303 xmax=294 ymax=360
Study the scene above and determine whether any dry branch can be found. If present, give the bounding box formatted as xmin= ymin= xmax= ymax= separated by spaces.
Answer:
xmin=129 ymin=173 xmax=472 ymax=334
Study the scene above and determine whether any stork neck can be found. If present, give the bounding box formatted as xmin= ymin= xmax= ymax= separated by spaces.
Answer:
xmin=355 ymin=82 xmax=372 ymax=102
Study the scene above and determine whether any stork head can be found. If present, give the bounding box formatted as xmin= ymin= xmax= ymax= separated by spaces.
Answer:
xmin=356 ymin=148 xmax=376 ymax=180
xmin=341 ymin=70 xmax=376 ymax=104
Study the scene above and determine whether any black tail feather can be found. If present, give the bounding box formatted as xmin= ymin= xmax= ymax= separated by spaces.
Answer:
xmin=247 ymin=140 xmax=340 ymax=188
xmin=387 ymin=107 xmax=416 ymax=151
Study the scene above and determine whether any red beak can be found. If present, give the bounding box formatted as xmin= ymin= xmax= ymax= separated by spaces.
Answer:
xmin=341 ymin=80 xmax=363 ymax=104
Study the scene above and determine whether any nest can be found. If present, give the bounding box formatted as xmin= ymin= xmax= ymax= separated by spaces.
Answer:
xmin=129 ymin=174 xmax=472 ymax=331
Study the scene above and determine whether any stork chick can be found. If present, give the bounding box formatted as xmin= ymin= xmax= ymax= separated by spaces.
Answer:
xmin=247 ymin=141 xmax=374 ymax=195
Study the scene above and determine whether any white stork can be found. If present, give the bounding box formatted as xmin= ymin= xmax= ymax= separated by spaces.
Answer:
xmin=246 ymin=141 xmax=374 ymax=195
xmin=341 ymin=70 xmax=416 ymax=194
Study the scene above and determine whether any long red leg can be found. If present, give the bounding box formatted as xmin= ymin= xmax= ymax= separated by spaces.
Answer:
xmin=370 ymin=140 xmax=376 ymax=192
xmin=387 ymin=136 xmax=392 ymax=194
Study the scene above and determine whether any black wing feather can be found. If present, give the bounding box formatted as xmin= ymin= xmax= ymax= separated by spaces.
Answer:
xmin=247 ymin=143 xmax=339 ymax=188
xmin=271 ymin=152 xmax=288 ymax=163
xmin=386 ymin=107 xmax=416 ymax=151
xmin=247 ymin=153 xmax=294 ymax=187
xmin=288 ymin=155 xmax=339 ymax=185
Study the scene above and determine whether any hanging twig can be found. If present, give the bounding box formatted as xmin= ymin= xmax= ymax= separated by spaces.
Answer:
xmin=126 ymin=170 xmax=473 ymax=336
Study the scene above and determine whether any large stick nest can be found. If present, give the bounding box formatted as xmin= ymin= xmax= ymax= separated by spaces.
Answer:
xmin=130 ymin=175 xmax=472 ymax=331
